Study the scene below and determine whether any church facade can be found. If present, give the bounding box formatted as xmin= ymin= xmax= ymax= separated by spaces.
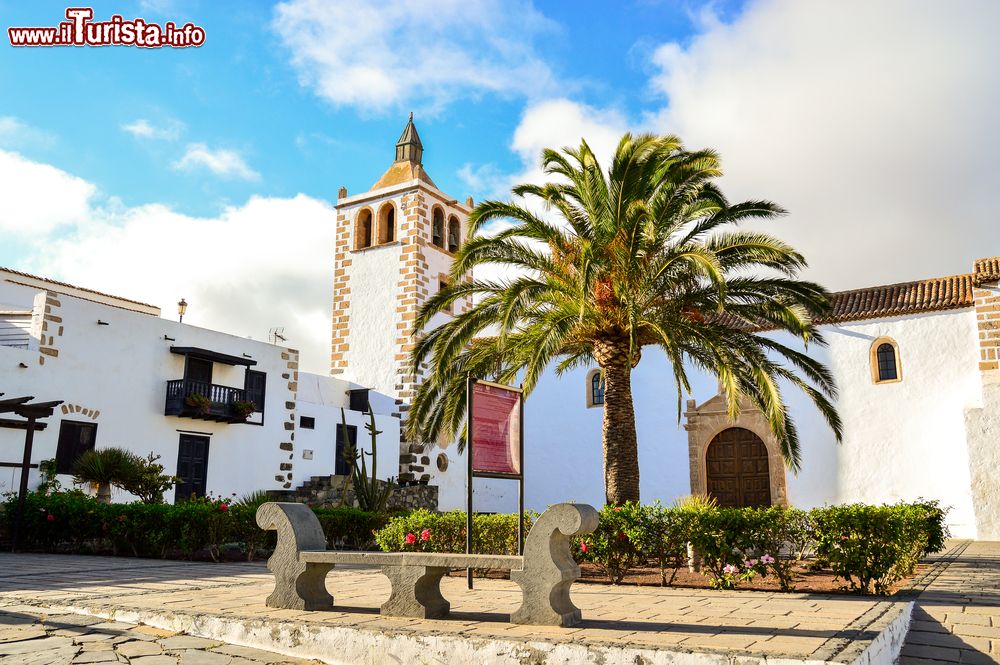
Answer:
xmin=3 ymin=117 xmax=998 ymax=540
xmin=327 ymin=118 xmax=1000 ymax=539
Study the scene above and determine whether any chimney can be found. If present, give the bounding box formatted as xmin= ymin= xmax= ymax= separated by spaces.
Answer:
xmin=974 ymin=257 xmax=1000 ymax=376
xmin=337 ymin=186 xmax=347 ymax=201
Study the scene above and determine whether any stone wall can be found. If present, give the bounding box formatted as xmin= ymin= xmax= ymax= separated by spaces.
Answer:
xmin=273 ymin=474 xmax=438 ymax=512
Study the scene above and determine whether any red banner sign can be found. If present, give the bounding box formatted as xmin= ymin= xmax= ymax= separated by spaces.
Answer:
xmin=470 ymin=381 xmax=521 ymax=476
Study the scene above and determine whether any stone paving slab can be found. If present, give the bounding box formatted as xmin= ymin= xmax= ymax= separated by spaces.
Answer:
xmin=0 ymin=552 xmax=915 ymax=664
xmin=0 ymin=603 xmax=323 ymax=664
xmin=899 ymin=540 xmax=1000 ymax=665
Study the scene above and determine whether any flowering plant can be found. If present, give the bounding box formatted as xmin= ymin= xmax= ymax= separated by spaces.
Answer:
xmin=185 ymin=393 xmax=212 ymax=415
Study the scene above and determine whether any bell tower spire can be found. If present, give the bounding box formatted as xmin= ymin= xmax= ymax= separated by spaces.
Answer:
xmin=394 ymin=112 xmax=423 ymax=164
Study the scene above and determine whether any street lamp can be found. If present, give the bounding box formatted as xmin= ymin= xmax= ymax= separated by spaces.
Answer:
xmin=178 ymin=298 xmax=188 ymax=323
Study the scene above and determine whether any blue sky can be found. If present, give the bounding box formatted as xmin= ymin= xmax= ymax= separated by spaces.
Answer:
xmin=0 ymin=1 xmax=738 ymax=225
xmin=1 ymin=0 xmax=997 ymax=372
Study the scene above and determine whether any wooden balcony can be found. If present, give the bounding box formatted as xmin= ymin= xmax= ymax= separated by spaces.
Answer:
xmin=164 ymin=379 xmax=248 ymax=423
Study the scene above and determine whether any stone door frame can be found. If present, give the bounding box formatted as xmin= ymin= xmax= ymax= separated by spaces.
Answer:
xmin=684 ymin=393 xmax=789 ymax=507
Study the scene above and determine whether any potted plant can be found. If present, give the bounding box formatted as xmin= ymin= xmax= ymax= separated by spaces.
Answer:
xmin=185 ymin=392 xmax=212 ymax=415
xmin=232 ymin=399 xmax=257 ymax=419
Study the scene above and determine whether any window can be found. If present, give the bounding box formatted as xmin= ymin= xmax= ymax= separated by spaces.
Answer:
xmin=184 ymin=357 xmax=212 ymax=385
xmin=299 ymin=416 xmax=315 ymax=429
xmin=447 ymin=215 xmax=460 ymax=252
xmin=355 ymin=209 xmax=373 ymax=249
xmin=335 ymin=424 xmax=356 ymax=476
xmin=349 ymin=388 xmax=370 ymax=413
xmin=870 ymin=337 xmax=902 ymax=384
xmin=432 ymin=208 xmax=445 ymax=248
xmin=586 ymin=369 xmax=604 ymax=407
xmin=55 ymin=420 xmax=98 ymax=474
xmin=377 ymin=203 xmax=395 ymax=244
xmin=245 ymin=370 xmax=266 ymax=413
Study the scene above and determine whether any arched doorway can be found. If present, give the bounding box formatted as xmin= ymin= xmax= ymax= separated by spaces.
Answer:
xmin=706 ymin=427 xmax=772 ymax=507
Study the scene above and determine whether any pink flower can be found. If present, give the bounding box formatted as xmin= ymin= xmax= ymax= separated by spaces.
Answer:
xmin=405 ymin=533 xmax=416 ymax=545
xmin=761 ymin=554 xmax=775 ymax=565
xmin=723 ymin=564 xmax=738 ymax=575
xmin=580 ymin=541 xmax=588 ymax=553
xmin=745 ymin=559 xmax=758 ymax=568
xmin=219 ymin=503 xmax=229 ymax=512
xmin=420 ymin=529 xmax=431 ymax=542
xmin=46 ymin=514 xmax=55 ymax=522
xmin=613 ymin=506 xmax=622 ymax=511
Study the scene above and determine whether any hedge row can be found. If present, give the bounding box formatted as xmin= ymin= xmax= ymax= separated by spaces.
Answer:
xmin=0 ymin=490 xmax=389 ymax=561
xmin=3 ymin=491 xmax=947 ymax=595
xmin=374 ymin=500 xmax=948 ymax=595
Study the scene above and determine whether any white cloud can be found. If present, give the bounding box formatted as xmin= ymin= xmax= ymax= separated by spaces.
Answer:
xmin=0 ymin=116 xmax=56 ymax=150
xmin=467 ymin=1 xmax=1000 ymax=292
xmin=646 ymin=0 xmax=1000 ymax=289
xmin=121 ymin=118 xmax=183 ymax=141
xmin=3 ymin=149 xmax=335 ymax=373
xmin=173 ymin=143 xmax=260 ymax=181
xmin=0 ymin=150 xmax=95 ymax=234
xmin=272 ymin=0 xmax=560 ymax=113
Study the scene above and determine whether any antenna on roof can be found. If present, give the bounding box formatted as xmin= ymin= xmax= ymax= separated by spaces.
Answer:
xmin=268 ymin=327 xmax=286 ymax=344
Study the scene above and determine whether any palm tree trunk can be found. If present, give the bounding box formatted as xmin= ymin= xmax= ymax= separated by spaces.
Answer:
xmin=595 ymin=340 xmax=640 ymax=504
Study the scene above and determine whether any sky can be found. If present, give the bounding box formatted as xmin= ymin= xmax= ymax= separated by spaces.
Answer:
xmin=0 ymin=0 xmax=998 ymax=374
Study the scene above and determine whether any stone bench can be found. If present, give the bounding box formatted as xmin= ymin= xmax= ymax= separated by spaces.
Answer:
xmin=256 ymin=501 xmax=598 ymax=626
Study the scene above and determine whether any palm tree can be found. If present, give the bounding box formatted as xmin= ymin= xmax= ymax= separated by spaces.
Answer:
xmin=72 ymin=447 xmax=140 ymax=504
xmin=407 ymin=133 xmax=842 ymax=504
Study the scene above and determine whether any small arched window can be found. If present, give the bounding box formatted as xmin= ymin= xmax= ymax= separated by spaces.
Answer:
xmin=871 ymin=337 xmax=901 ymax=384
xmin=355 ymin=209 xmax=373 ymax=250
xmin=586 ymin=369 xmax=605 ymax=407
xmin=447 ymin=215 xmax=460 ymax=252
xmin=432 ymin=208 xmax=445 ymax=248
xmin=377 ymin=203 xmax=395 ymax=244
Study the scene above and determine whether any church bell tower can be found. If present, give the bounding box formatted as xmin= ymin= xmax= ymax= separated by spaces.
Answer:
xmin=330 ymin=116 xmax=473 ymax=479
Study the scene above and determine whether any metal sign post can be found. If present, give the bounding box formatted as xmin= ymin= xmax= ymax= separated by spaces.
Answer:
xmin=465 ymin=375 xmax=524 ymax=589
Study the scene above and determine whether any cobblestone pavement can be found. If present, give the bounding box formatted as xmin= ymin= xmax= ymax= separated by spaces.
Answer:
xmin=901 ymin=540 xmax=1000 ymax=664
xmin=0 ymin=603 xmax=324 ymax=664
xmin=0 ymin=553 xmax=908 ymax=663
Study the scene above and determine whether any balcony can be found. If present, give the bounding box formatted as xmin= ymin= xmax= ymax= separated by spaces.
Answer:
xmin=164 ymin=379 xmax=249 ymax=423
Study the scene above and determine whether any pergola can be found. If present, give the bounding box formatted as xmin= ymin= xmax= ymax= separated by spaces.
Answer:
xmin=0 ymin=393 xmax=62 ymax=551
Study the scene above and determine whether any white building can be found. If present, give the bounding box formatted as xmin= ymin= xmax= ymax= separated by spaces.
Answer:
xmin=321 ymin=118 xmax=1000 ymax=539
xmin=5 ymin=117 xmax=1000 ymax=541
xmin=0 ymin=268 xmax=399 ymax=503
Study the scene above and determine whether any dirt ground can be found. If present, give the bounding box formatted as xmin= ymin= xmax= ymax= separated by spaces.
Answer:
xmin=576 ymin=560 xmax=925 ymax=594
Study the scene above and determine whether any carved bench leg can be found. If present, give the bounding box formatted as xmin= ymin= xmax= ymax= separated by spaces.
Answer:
xmin=266 ymin=561 xmax=335 ymax=611
xmin=381 ymin=565 xmax=450 ymax=619
xmin=510 ymin=569 xmax=581 ymax=627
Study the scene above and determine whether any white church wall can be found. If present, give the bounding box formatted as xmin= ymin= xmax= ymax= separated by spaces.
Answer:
xmin=819 ymin=310 xmax=981 ymax=537
xmin=0 ymin=280 xmax=296 ymax=503
xmin=341 ymin=242 xmax=404 ymax=398
xmin=965 ymin=380 xmax=1000 ymax=539
xmin=431 ymin=307 xmax=981 ymax=539
xmin=293 ymin=400 xmax=400 ymax=484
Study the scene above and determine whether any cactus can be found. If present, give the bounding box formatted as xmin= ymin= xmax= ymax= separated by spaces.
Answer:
xmin=339 ymin=407 xmax=396 ymax=512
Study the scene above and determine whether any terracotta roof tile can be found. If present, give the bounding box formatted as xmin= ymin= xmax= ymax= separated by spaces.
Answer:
xmin=818 ymin=274 xmax=976 ymax=324
xmin=975 ymin=257 xmax=1000 ymax=285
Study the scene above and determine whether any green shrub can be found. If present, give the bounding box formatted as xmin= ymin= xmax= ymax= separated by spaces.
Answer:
xmin=624 ymin=501 xmax=691 ymax=585
xmin=1 ymin=490 xmax=389 ymax=560
xmin=810 ymin=501 xmax=948 ymax=595
xmin=314 ymin=506 xmax=390 ymax=550
xmin=575 ymin=502 xmax=644 ymax=584
xmin=375 ymin=510 xmax=534 ymax=560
